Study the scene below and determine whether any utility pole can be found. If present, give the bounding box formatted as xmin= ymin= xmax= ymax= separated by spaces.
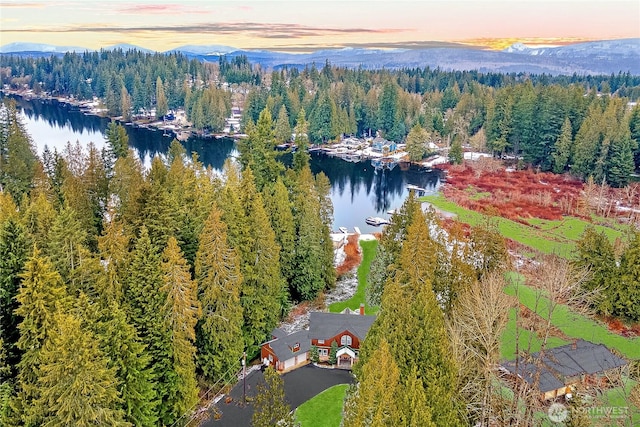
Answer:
xmin=242 ymin=351 xmax=246 ymax=405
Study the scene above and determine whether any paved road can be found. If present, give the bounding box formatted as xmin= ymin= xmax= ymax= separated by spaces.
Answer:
xmin=201 ymin=365 xmax=354 ymax=427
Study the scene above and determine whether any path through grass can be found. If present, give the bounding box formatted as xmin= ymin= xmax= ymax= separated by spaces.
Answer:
xmin=295 ymin=384 xmax=349 ymax=427
xmin=329 ymin=239 xmax=378 ymax=314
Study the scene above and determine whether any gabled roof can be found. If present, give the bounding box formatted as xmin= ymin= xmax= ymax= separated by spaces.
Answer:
xmin=502 ymin=340 xmax=627 ymax=393
xmin=266 ymin=329 xmax=310 ymax=361
xmin=309 ymin=312 xmax=376 ymax=341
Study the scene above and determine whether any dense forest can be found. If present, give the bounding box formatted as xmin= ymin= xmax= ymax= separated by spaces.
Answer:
xmin=0 ymin=99 xmax=335 ymax=425
xmin=1 ymin=49 xmax=640 ymax=426
xmin=1 ymin=49 xmax=640 ymax=186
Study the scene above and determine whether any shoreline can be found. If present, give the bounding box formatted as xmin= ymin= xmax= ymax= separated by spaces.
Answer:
xmin=0 ymin=88 xmax=246 ymax=142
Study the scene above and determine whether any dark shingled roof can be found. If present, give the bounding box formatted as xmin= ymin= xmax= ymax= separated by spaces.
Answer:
xmin=502 ymin=340 xmax=627 ymax=393
xmin=309 ymin=312 xmax=376 ymax=341
xmin=266 ymin=329 xmax=311 ymax=362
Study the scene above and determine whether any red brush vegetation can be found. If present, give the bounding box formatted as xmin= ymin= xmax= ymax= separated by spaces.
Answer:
xmin=336 ymin=234 xmax=362 ymax=276
xmin=600 ymin=315 xmax=639 ymax=338
xmin=442 ymin=165 xmax=584 ymax=223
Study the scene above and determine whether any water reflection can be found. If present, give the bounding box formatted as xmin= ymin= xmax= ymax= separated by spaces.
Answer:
xmin=5 ymin=94 xmax=441 ymax=232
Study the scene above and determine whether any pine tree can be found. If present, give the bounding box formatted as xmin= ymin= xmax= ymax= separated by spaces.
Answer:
xmin=106 ymin=122 xmax=129 ymax=159
xmin=195 ymin=204 xmax=244 ymax=382
xmin=0 ymin=100 xmax=38 ymax=201
xmin=160 ymin=237 xmax=200 ymax=418
xmin=96 ymin=302 xmax=157 ymax=427
xmin=607 ymin=123 xmax=636 ymax=188
xmin=239 ymin=168 xmax=285 ymax=356
xmin=251 ymin=367 xmax=295 ymax=427
xmin=449 ymin=138 xmax=463 ymax=165
xmin=45 ymin=206 xmax=88 ymax=288
xmin=552 ymin=117 xmax=573 ymax=173
xmin=406 ymin=124 xmax=428 ymax=161
xmin=155 ymin=77 xmax=168 ymax=118
xmin=342 ymin=339 xmax=402 ymax=427
xmin=292 ymin=107 xmax=310 ymax=171
xmin=263 ymin=178 xmax=296 ymax=289
xmin=14 ymin=246 xmax=69 ymax=425
xmin=274 ymin=105 xmax=291 ymax=143
xmin=34 ymin=312 xmax=128 ymax=426
xmin=615 ymin=232 xmax=640 ymax=321
xmin=124 ymin=227 xmax=174 ymax=424
xmin=0 ymin=218 xmax=29 ymax=377
xmin=97 ymin=217 xmax=130 ymax=305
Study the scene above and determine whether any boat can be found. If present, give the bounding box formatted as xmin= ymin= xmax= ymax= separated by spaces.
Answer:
xmin=406 ymin=184 xmax=427 ymax=192
xmin=339 ymin=227 xmax=349 ymax=234
xmin=365 ymin=217 xmax=391 ymax=226
xmin=387 ymin=209 xmax=396 ymax=215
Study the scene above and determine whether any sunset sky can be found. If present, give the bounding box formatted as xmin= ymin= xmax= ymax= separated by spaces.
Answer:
xmin=1 ymin=0 xmax=639 ymax=52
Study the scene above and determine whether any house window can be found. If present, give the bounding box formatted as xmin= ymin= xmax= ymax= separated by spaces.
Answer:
xmin=317 ymin=339 xmax=324 ymax=345
xmin=292 ymin=343 xmax=300 ymax=352
xmin=341 ymin=335 xmax=352 ymax=346
xmin=268 ymin=354 xmax=273 ymax=362
xmin=319 ymin=349 xmax=328 ymax=356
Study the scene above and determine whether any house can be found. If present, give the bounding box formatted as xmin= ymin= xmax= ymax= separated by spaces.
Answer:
xmin=260 ymin=305 xmax=376 ymax=372
xmin=371 ymin=136 xmax=397 ymax=153
xmin=501 ymin=340 xmax=627 ymax=400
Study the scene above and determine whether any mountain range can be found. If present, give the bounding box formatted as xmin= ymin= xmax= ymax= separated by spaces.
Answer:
xmin=1 ymin=39 xmax=639 ymax=75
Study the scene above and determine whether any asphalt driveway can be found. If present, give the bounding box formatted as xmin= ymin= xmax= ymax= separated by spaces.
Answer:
xmin=201 ymin=365 xmax=354 ymax=427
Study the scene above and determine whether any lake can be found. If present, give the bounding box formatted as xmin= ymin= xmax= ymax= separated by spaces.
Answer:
xmin=6 ymin=95 xmax=443 ymax=233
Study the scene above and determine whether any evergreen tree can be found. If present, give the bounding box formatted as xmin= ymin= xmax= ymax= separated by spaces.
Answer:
xmin=292 ymin=108 xmax=311 ymax=171
xmin=0 ymin=100 xmax=38 ymax=201
xmin=614 ymin=232 xmax=640 ymax=321
xmin=606 ymin=123 xmax=636 ymax=188
xmin=160 ymin=237 xmax=200 ymax=418
xmin=0 ymin=218 xmax=29 ymax=377
xmin=45 ymin=205 xmax=88 ymax=288
xmin=342 ymin=339 xmax=402 ymax=427
xmin=96 ymin=302 xmax=157 ymax=427
xmin=405 ymin=124 xmax=428 ymax=161
xmin=13 ymin=247 xmax=69 ymax=425
xmin=34 ymin=312 xmax=128 ymax=426
xmin=329 ymin=340 xmax=338 ymax=366
xmin=251 ymin=367 xmax=296 ymax=427
xmin=106 ymin=121 xmax=129 ymax=160
xmin=195 ymin=204 xmax=244 ymax=382
xmin=449 ymin=138 xmax=463 ymax=165
xmin=239 ymin=168 xmax=286 ymax=356
xmin=124 ymin=227 xmax=174 ymax=424
xmin=573 ymin=227 xmax=617 ymax=315
xmin=274 ymin=105 xmax=292 ymax=143
xmin=155 ymin=77 xmax=168 ymax=118
xmin=552 ymin=117 xmax=573 ymax=173
xmin=97 ymin=217 xmax=130 ymax=305
xmin=263 ymin=178 xmax=297 ymax=292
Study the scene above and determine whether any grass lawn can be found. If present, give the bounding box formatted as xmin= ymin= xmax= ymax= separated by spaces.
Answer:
xmin=421 ymin=194 xmax=627 ymax=257
xmin=295 ymin=384 xmax=349 ymax=427
xmin=329 ymin=239 xmax=379 ymax=314
xmin=501 ymin=307 xmax=569 ymax=360
xmin=504 ymin=278 xmax=640 ymax=360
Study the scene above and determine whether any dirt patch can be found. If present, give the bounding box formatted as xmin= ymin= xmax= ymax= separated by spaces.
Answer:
xmin=518 ymin=303 xmax=574 ymax=343
xmin=598 ymin=315 xmax=640 ymax=338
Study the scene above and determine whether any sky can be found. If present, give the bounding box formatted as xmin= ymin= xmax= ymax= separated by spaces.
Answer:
xmin=1 ymin=0 xmax=639 ymax=52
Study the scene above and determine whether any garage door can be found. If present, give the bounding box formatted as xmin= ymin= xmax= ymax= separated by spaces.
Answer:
xmin=284 ymin=357 xmax=296 ymax=370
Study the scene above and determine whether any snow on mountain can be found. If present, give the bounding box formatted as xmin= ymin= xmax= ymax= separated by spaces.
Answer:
xmin=168 ymin=45 xmax=238 ymax=55
xmin=103 ymin=44 xmax=155 ymax=53
xmin=0 ymin=42 xmax=89 ymax=53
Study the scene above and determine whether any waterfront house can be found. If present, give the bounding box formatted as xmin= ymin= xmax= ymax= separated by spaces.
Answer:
xmin=371 ymin=136 xmax=397 ymax=153
xmin=260 ymin=306 xmax=376 ymax=372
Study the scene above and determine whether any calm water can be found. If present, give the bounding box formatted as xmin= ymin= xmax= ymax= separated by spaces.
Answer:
xmin=6 ymin=95 xmax=442 ymax=233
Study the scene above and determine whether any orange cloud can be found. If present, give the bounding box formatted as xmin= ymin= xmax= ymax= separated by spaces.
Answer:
xmin=459 ymin=37 xmax=601 ymax=50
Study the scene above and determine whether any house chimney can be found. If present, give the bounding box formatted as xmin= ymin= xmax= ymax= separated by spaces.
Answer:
xmin=359 ymin=303 xmax=365 ymax=316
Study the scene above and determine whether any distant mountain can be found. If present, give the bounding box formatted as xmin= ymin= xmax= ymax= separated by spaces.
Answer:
xmin=0 ymin=42 xmax=89 ymax=53
xmin=168 ymin=45 xmax=237 ymax=55
xmin=103 ymin=43 xmax=155 ymax=54
xmin=2 ymin=39 xmax=639 ymax=75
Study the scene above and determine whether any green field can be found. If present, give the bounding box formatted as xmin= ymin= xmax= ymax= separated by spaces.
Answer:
xmin=295 ymin=384 xmax=349 ymax=427
xmin=421 ymin=194 xmax=627 ymax=257
xmin=329 ymin=239 xmax=379 ymax=314
xmin=503 ymin=278 xmax=640 ymax=360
